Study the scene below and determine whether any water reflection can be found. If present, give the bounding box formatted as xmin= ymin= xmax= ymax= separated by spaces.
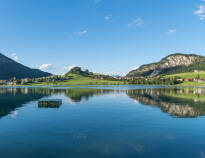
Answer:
xmin=1 ymin=87 xmax=205 ymax=119
xmin=127 ymin=88 xmax=205 ymax=118
xmin=0 ymin=87 xmax=113 ymax=118
xmin=64 ymin=88 xmax=113 ymax=103
xmin=0 ymin=88 xmax=50 ymax=119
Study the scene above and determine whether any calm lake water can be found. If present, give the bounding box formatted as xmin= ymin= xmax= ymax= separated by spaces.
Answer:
xmin=1 ymin=86 xmax=205 ymax=158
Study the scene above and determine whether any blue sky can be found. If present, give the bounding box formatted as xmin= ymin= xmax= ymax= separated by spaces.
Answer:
xmin=0 ymin=0 xmax=205 ymax=75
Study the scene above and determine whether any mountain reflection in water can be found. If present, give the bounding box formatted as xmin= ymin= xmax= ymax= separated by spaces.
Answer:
xmin=1 ymin=87 xmax=205 ymax=118
xmin=0 ymin=87 xmax=113 ymax=118
xmin=127 ymin=88 xmax=205 ymax=118
xmin=0 ymin=88 xmax=50 ymax=119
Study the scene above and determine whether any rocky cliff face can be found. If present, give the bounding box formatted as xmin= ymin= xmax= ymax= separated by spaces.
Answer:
xmin=127 ymin=53 xmax=205 ymax=77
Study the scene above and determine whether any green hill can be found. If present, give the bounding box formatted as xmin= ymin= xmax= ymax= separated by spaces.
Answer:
xmin=27 ymin=67 xmax=127 ymax=86
xmin=63 ymin=67 xmax=126 ymax=85
xmin=65 ymin=66 xmax=94 ymax=77
xmin=29 ymin=73 xmax=126 ymax=86
xmin=65 ymin=66 xmax=117 ymax=80
xmin=0 ymin=53 xmax=51 ymax=80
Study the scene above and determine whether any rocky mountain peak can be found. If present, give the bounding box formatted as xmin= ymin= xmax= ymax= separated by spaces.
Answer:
xmin=127 ymin=53 xmax=205 ymax=77
xmin=160 ymin=54 xmax=202 ymax=68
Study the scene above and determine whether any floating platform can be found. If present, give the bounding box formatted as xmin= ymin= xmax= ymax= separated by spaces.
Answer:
xmin=38 ymin=99 xmax=62 ymax=108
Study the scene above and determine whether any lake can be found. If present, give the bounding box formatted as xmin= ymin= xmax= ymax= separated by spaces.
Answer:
xmin=0 ymin=86 xmax=205 ymax=158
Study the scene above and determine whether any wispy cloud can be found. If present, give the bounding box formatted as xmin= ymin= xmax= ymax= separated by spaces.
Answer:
xmin=39 ymin=64 xmax=54 ymax=72
xmin=104 ymin=71 xmax=126 ymax=76
xmin=166 ymin=29 xmax=176 ymax=35
xmin=95 ymin=0 xmax=101 ymax=3
xmin=128 ymin=18 xmax=144 ymax=27
xmin=105 ymin=15 xmax=111 ymax=21
xmin=194 ymin=5 xmax=205 ymax=21
xmin=77 ymin=30 xmax=87 ymax=36
xmin=131 ymin=66 xmax=139 ymax=71
xmin=11 ymin=53 xmax=18 ymax=61
xmin=200 ymin=14 xmax=205 ymax=20
xmin=106 ymin=72 xmax=120 ymax=76
xmin=194 ymin=5 xmax=204 ymax=15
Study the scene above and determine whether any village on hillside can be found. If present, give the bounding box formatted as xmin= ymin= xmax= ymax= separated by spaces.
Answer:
xmin=1 ymin=70 xmax=205 ymax=86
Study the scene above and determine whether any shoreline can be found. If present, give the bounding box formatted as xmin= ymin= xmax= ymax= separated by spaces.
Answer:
xmin=1 ymin=84 xmax=205 ymax=89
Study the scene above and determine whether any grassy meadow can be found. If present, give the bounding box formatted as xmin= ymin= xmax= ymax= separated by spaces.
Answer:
xmin=165 ymin=72 xmax=205 ymax=79
xmin=27 ymin=74 xmax=128 ymax=86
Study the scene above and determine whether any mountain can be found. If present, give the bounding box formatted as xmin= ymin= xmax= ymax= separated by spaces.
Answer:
xmin=0 ymin=53 xmax=52 ymax=80
xmin=127 ymin=53 xmax=205 ymax=77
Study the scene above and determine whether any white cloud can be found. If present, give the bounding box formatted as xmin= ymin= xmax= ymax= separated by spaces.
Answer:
xmin=132 ymin=66 xmax=139 ymax=70
xmin=77 ymin=30 xmax=87 ymax=35
xmin=194 ymin=5 xmax=204 ymax=15
xmin=11 ymin=53 xmax=18 ymax=61
xmin=200 ymin=14 xmax=205 ymax=20
xmin=64 ymin=65 xmax=82 ymax=72
xmin=39 ymin=64 xmax=54 ymax=72
xmin=194 ymin=5 xmax=205 ymax=21
xmin=166 ymin=29 xmax=176 ymax=35
xmin=105 ymin=15 xmax=111 ymax=21
xmin=128 ymin=18 xmax=144 ymax=27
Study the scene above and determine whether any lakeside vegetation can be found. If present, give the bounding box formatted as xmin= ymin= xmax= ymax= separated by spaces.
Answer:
xmin=1 ymin=66 xmax=205 ymax=87
xmin=1 ymin=73 xmax=205 ymax=87
xmin=1 ymin=53 xmax=205 ymax=87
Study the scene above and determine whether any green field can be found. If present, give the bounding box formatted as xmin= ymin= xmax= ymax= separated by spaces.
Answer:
xmin=4 ymin=71 xmax=205 ymax=87
xmin=165 ymin=71 xmax=205 ymax=79
xmin=27 ymin=74 xmax=128 ymax=86
xmin=177 ymin=81 xmax=205 ymax=87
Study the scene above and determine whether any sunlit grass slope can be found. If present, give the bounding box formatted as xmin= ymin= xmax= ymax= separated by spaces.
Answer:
xmin=29 ymin=74 xmax=127 ymax=86
xmin=165 ymin=72 xmax=205 ymax=79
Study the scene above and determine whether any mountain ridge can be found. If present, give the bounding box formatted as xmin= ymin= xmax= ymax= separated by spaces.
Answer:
xmin=127 ymin=53 xmax=205 ymax=77
xmin=0 ymin=53 xmax=52 ymax=80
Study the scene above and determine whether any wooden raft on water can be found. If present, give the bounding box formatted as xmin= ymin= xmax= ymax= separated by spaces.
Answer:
xmin=38 ymin=99 xmax=62 ymax=108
